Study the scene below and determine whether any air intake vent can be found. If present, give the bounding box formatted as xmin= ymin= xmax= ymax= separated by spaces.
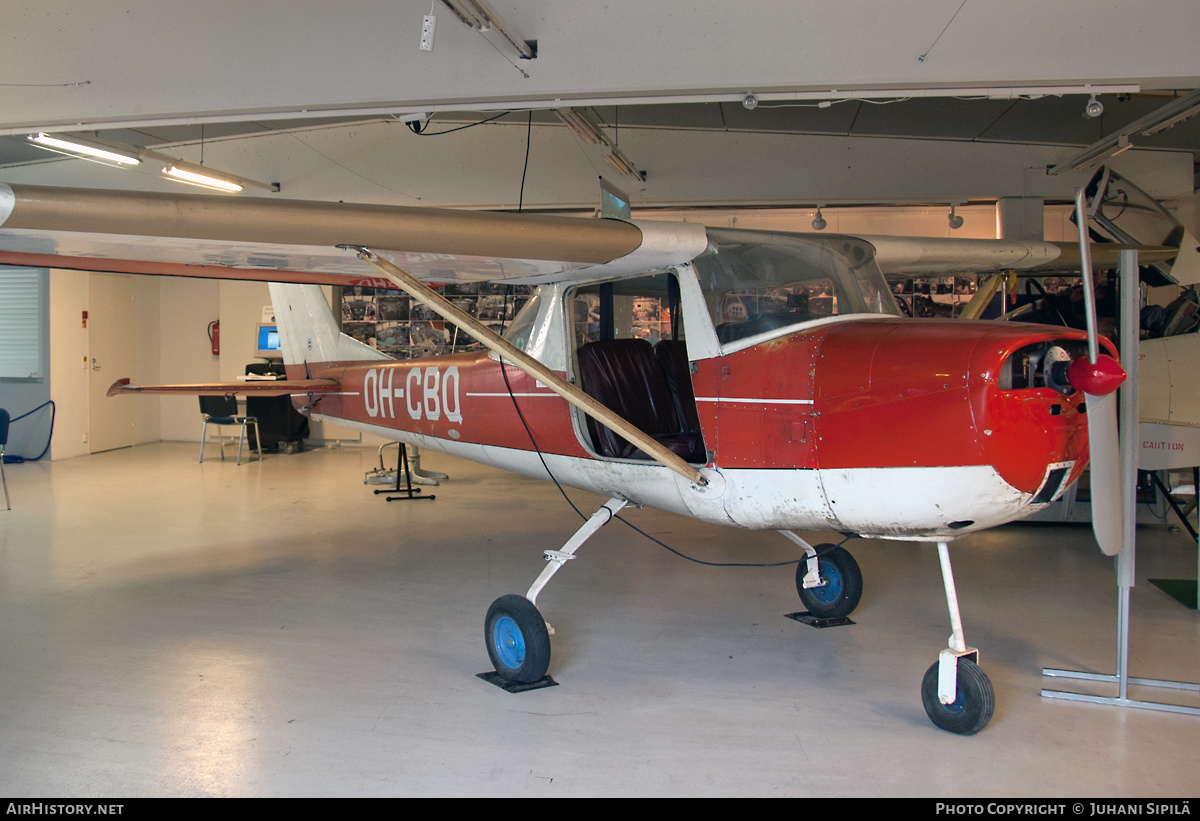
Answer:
xmin=1033 ymin=466 xmax=1070 ymax=504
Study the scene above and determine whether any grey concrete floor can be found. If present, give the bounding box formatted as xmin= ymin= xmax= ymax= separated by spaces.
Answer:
xmin=0 ymin=442 xmax=1197 ymax=797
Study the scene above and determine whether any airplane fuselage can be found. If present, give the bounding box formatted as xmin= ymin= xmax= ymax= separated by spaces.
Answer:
xmin=291 ymin=315 xmax=1098 ymax=541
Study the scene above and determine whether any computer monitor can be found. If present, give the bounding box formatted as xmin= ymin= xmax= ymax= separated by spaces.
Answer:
xmin=255 ymin=323 xmax=283 ymax=360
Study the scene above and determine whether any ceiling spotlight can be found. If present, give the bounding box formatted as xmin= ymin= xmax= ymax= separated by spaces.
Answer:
xmin=742 ymin=94 xmax=758 ymax=110
xmin=948 ymin=205 xmax=964 ymax=230
xmin=811 ymin=207 xmax=827 ymax=231
xmin=1085 ymin=94 xmax=1104 ymax=118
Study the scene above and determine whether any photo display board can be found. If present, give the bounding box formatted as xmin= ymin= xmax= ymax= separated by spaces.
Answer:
xmin=340 ymin=283 xmax=535 ymax=358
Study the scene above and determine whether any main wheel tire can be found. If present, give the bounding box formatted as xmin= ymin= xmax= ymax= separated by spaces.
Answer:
xmin=921 ymin=657 xmax=995 ymax=735
xmin=485 ymin=594 xmax=551 ymax=684
xmin=795 ymin=545 xmax=862 ymax=619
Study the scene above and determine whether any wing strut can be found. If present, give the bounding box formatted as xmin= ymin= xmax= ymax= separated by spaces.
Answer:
xmin=341 ymin=245 xmax=707 ymax=487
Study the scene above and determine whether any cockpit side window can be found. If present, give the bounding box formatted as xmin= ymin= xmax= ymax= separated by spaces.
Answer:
xmin=572 ymin=272 xmax=684 ymax=348
xmin=502 ymin=291 xmax=542 ymax=351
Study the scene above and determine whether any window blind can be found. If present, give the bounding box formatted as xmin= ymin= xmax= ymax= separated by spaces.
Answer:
xmin=0 ymin=267 xmax=44 ymax=379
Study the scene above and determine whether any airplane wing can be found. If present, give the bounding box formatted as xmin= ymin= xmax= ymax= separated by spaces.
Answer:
xmin=106 ymin=377 xmax=341 ymax=397
xmin=0 ymin=183 xmax=709 ymax=286
xmin=864 ymin=235 xmax=1177 ymax=276
xmin=0 ymin=183 xmax=1174 ymax=286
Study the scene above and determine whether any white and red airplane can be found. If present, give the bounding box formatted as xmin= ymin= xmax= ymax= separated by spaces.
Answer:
xmin=0 ymin=183 xmax=1159 ymax=734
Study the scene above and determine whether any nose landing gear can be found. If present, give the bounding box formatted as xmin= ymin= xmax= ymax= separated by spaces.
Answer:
xmin=922 ymin=541 xmax=995 ymax=735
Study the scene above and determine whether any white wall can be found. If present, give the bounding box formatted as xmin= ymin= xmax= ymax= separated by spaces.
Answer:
xmin=132 ymin=277 xmax=161 ymax=445
xmin=148 ymin=277 xmax=360 ymax=444
xmin=44 ymin=271 xmax=160 ymax=459
xmin=40 ymin=271 xmax=365 ymax=450
xmin=156 ymin=278 xmax=219 ymax=442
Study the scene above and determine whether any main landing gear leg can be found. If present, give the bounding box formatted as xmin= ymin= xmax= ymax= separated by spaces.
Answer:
xmin=483 ymin=496 xmax=629 ymax=685
xmin=921 ymin=541 xmax=995 ymax=735
xmin=779 ymin=531 xmax=863 ymax=620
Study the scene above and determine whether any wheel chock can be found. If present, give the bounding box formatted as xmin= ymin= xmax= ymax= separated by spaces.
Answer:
xmin=476 ymin=671 xmax=559 ymax=692
xmin=785 ymin=611 xmax=855 ymax=628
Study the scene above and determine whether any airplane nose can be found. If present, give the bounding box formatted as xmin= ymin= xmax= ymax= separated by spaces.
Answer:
xmin=1065 ymin=353 xmax=1126 ymax=397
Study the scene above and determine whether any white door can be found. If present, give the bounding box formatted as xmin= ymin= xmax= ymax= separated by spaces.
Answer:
xmin=88 ymin=274 xmax=135 ymax=453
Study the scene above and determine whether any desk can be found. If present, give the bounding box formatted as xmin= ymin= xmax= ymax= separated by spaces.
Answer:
xmin=240 ymin=369 xmax=309 ymax=451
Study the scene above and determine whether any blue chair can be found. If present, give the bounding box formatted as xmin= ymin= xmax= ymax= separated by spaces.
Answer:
xmin=198 ymin=396 xmax=262 ymax=465
xmin=0 ymin=407 xmax=9 ymax=510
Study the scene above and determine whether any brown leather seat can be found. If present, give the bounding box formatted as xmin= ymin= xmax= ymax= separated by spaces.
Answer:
xmin=654 ymin=340 xmax=703 ymax=437
xmin=576 ymin=339 xmax=704 ymax=462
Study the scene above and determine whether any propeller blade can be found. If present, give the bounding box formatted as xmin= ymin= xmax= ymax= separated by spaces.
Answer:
xmin=1075 ymin=187 xmax=1126 ymax=556
xmin=1075 ymin=188 xmax=1102 ymax=364
xmin=1085 ymin=390 xmax=1124 ymax=556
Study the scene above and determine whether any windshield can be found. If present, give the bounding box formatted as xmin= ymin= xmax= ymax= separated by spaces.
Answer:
xmin=692 ymin=228 xmax=899 ymax=344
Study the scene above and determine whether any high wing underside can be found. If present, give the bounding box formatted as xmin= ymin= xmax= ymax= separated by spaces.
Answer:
xmin=0 ymin=183 xmax=709 ymax=286
xmin=0 ymin=183 xmax=1177 ymax=286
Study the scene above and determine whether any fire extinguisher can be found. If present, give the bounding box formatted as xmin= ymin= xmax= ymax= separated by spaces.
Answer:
xmin=208 ymin=320 xmax=220 ymax=355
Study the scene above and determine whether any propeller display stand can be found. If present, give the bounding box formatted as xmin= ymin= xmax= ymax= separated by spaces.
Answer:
xmin=1041 ymin=249 xmax=1200 ymax=717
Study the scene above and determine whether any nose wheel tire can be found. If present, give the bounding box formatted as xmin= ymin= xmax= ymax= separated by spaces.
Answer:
xmin=795 ymin=545 xmax=862 ymax=619
xmin=485 ymin=594 xmax=551 ymax=684
xmin=921 ymin=656 xmax=995 ymax=735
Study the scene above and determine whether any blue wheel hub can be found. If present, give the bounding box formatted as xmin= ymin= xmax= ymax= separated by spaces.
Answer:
xmin=809 ymin=562 xmax=843 ymax=604
xmin=940 ymin=685 xmax=966 ymax=714
xmin=492 ymin=615 xmax=526 ymax=670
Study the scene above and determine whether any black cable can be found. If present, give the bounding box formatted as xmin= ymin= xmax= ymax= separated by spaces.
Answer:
xmin=612 ymin=513 xmax=851 ymax=568
xmin=497 ymin=340 xmax=587 ymax=522
xmin=518 ymin=111 xmax=532 ymax=212
xmin=407 ymin=110 xmax=516 ymax=136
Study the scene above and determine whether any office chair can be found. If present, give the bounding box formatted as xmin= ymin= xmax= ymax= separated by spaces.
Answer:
xmin=0 ymin=407 xmax=9 ymax=510
xmin=198 ymin=396 xmax=262 ymax=465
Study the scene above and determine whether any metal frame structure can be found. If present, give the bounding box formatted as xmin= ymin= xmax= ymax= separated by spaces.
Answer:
xmin=1041 ymin=249 xmax=1200 ymax=717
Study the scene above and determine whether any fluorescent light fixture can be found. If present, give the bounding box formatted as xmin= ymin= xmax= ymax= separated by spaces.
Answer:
xmin=554 ymin=108 xmax=645 ymax=181
xmin=158 ymin=158 xmax=280 ymax=193
xmin=555 ymin=108 xmax=608 ymax=146
xmin=28 ymin=133 xmax=141 ymax=166
xmin=1141 ymin=100 xmax=1200 ymax=136
xmin=163 ymin=164 xmax=243 ymax=192
xmin=440 ymin=0 xmax=535 ymax=60
xmin=601 ymin=147 xmax=645 ymax=181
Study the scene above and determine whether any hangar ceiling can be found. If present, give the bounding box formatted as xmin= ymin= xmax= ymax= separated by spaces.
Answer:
xmin=0 ymin=1 xmax=1196 ymax=210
